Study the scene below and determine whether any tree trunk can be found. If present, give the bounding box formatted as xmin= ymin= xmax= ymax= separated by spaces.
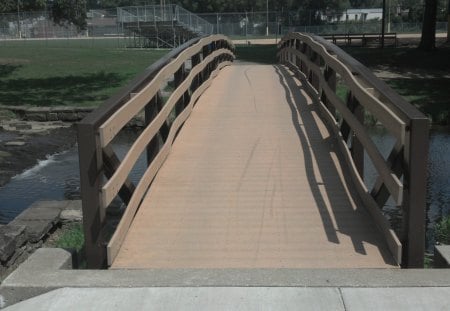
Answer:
xmin=419 ymin=0 xmax=437 ymax=51
xmin=447 ymin=0 xmax=450 ymax=42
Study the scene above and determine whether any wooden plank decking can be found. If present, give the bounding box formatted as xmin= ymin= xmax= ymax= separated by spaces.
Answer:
xmin=111 ymin=64 xmax=398 ymax=269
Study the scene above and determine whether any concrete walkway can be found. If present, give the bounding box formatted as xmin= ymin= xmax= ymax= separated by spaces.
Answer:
xmin=3 ymin=249 xmax=450 ymax=310
xmin=4 ymin=286 xmax=450 ymax=310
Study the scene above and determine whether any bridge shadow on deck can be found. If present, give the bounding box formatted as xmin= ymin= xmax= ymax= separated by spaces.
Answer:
xmin=274 ymin=65 xmax=395 ymax=265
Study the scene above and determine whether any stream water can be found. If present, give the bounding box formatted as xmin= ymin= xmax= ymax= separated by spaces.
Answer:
xmin=363 ymin=126 xmax=450 ymax=251
xmin=0 ymin=130 xmax=146 ymax=224
xmin=0 ymin=128 xmax=448 ymax=252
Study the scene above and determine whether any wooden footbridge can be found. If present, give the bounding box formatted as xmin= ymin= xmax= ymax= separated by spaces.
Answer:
xmin=77 ymin=34 xmax=428 ymax=270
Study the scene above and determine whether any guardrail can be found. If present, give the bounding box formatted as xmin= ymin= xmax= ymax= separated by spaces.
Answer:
xmin=77 ymin=35 xmax=235 ymax=268
xmin=278 ymin=32 xmax=428 ymax=268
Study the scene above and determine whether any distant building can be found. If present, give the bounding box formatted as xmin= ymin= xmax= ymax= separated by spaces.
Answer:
xmin=323 ymin=8 xmax=382 ymax=23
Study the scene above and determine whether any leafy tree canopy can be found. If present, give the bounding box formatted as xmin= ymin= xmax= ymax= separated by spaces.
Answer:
xmin=50 ymin=0 xmax=88 ymax=31
xmin=0 ymin=0 xmax=46 ymax=13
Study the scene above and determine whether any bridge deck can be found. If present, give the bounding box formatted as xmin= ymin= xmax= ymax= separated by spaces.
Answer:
xmin=111 ymin=64 xmax=397 ymax=269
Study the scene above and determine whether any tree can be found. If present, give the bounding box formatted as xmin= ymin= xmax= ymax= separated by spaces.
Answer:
xmin=50 ymin=0 xmax=87 ymax=32
xmin=447 ymin=0 xmax=450 ymax=41
xmin=0 ymin=0 xmax=45 ymax=13
xmin=419 ymin=0 xmax=438 ymax=50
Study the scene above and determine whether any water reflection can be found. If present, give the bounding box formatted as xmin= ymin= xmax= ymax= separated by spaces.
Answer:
xmin=364 ymin=126 xmax=450 ymax=252
xmin=426 ymin=127 xmax=450 ymax=250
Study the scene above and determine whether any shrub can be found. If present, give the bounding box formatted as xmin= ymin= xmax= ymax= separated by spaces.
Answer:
xmin=435 ymin=216 xmax=450 ymax=245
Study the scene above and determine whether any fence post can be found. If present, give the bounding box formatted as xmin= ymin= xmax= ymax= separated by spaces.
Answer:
xmin=402 ymin=118 xmax=428 ymax=268
xmin=77 ymin=123 xmax=107 ymax=269
xmin=216 ymin=13 xmax=219 ymax=34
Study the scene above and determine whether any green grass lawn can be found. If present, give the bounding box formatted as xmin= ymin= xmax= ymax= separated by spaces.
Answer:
xmin=343 ymin=45 xmax=450 ymax=125
xmin=0 ymin=39 xmax=279 ymax=108
xmin=0 ymin=39 xmax=168 ymax=107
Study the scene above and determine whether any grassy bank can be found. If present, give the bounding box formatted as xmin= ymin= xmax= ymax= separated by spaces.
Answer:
xmin=343 ymin=45 xmax=450 ymax=125
xmin=0 ymin=39 xmax=167 ymax=107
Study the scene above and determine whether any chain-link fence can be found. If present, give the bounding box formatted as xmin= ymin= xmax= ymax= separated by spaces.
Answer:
xmin=198 ymin=11 xmax=279 ymax=37
xmin=0 ymin=8 xmax=127 ymax=39
xmin=0 ymin=11 xmax=79 ymax=39
xmin=285 ymin=21 xmax=448 ymax=36
xmin=198 ymin=11 xmax=448 ymax=38
xmin=0 ymin=8 xmax=447 ymax=48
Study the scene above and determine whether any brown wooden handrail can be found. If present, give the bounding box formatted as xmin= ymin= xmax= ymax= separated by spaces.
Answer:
xmin=278 ymin=32 xmax=428 ymax=268
xmin=77 ymin=35 xmax=235 ymax=268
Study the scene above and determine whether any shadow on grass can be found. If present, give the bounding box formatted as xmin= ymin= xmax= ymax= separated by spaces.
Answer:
xmin=0 ymin=71 xmax=125 ymax=107
xmin=386 ymin=77 xmax=450 ymax=125
xmin=0 ymin=64 xmax=22 ymax=78
xmin=343 ymin=45 xmax=450 ymax=125
xmin=343 ymin=46 xmax=450 ymax=76
xmin=234 ymin=44 xmax=278 ymax=64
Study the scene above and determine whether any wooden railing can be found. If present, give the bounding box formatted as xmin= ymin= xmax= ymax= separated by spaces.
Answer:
xmin=77 ymin=35 xmax=235 ymax=268
xmin=278 ymin=33 xmax=428 ymax=268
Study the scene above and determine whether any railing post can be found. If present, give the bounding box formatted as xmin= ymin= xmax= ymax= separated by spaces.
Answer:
xmin=295 ymin=39 xmax=301 ymax=67
xmin=281 ymin=41 xmax=286 ymax=63
xmin=191 ymin=53 xmax=201 ymax=93
xmin=77 ymin=123 xmax=107 ymax=269
xmin=290 ymin=39 xmax=295 ymax=63
xmin=300 ymin=42 xmax=308 ymax=75
xmin=174 ymin=63 xmax=186 ymax=115
xmin=352 ymin=100 xmax=365 ymax=178
xmin=402 ymin=118 xmax=428 ymax=268
xmin=325 ymin=66 xmax=337 ymax=117
xmin=202 ymin=45 xmax=211 ymax=80
xmin=309 ymin=49 xmax=320 ymax=91
xmin=145 ymin=92 xmax=162 ymax=164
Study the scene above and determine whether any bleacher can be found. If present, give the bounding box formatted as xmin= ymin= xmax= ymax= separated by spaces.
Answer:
xmin=117 ymin=5 xmax=214 ymax=48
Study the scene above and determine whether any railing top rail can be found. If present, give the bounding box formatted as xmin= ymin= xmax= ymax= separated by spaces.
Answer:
xmin=78 ymin=35 xmax=207 ymax=129
xmin=280 ymin=32 xmax=428 ymax=123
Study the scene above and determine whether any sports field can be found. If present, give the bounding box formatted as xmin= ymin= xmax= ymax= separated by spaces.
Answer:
xmin=0 ymin=38 xmax=168 ymax=107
